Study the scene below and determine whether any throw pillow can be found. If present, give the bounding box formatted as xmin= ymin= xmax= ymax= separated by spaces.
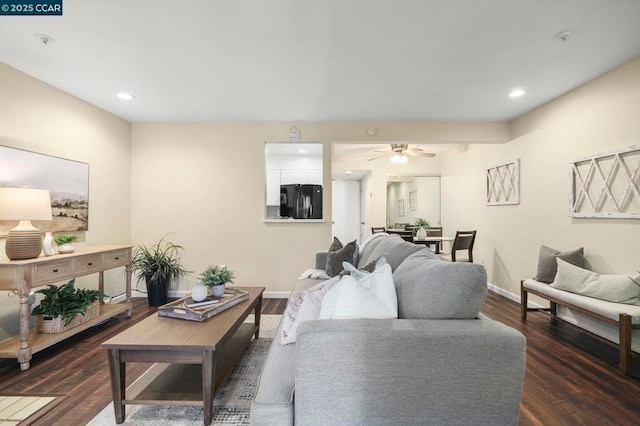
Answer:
xmin=325 ymin=238 xmax=358 ymax=277
xmin=393 ymin=250 xmax=487 ymax=319
xmin=535 ymin=245 xmax=585 ymax=284
xmin=550 ymin=258 xmax=640 ymax=305
xmin=280 ymin=275 xmax=341 ymax=345
xmin=319 ymin=261 xmax=398 ymax=320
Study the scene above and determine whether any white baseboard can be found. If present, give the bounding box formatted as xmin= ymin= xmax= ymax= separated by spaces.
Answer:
xmin=487 ymin=282 xmax=544 ymax=308
xmin=264 ymin=291 xmax=290 ymax=299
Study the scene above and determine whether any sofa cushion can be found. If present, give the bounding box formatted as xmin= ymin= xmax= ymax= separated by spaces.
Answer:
xmin=251 ymin=316 xmax=295 ymax=424
xmin=535 ymin=245 xmax=585 ymax=283
xmin=281 ymin=275 xmax=341 ymax=345
xmin=319 ymin=261 xmax=397 ymax=319
xmin=358 ymin=234 xmax=423 ymax=271
xmin=550 ymin=258 xmax=640 ymax=305
xmin=325 ymin=239 xmax=358 ymax=277
xmin=393 ymin=250 xmax=487 ymax=319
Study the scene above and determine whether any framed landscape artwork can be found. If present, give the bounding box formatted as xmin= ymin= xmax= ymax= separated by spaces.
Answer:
xmin=0 ymin=145 xmax=89 ymax=236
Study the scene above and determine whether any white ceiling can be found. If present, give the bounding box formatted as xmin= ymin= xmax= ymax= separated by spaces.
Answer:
xmin=1 ymin=0 xmax=640 ymax=123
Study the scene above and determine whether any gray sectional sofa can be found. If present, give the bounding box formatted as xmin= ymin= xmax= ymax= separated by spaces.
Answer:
xmin=251 ymin=234 xmax=526 ymax=425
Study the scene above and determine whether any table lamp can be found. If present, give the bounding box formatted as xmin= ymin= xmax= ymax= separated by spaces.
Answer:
xmin=0 ymin=187 xmax=53 ymax=260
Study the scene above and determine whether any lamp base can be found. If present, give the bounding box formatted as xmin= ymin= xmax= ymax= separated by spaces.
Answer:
xmin=5 ymin=224 xmax=43 ymax=260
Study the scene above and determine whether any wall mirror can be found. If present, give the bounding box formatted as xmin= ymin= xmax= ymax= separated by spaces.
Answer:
xmin=265 ymin=142 xmax=323 ymax=221
xmin=386 ymin=176 xmax=440 ymax=229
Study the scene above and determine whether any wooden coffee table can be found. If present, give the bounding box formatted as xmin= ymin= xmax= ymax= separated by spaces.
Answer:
xmin=101 ymin=286 xmax=264 ymax=425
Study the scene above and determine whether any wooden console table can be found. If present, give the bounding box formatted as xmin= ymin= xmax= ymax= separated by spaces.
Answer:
xmin=0 ymin=245 xmax=133 ymax=371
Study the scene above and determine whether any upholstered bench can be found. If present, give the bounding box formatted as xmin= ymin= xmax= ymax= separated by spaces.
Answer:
xmin=521 ymin=278 xmax=640 ymax=374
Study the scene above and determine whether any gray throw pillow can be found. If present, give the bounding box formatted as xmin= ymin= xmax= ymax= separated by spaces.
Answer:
xmin=535 ymin=245 xmax=585 ymax=284
xmin=325 ymin=238 xmax=357 ymax=277
xmin=393 ymin=250 xmax=487 ymax=319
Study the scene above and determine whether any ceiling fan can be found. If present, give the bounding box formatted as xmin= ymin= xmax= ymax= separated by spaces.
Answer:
xmin=368 ymin=144 xmax=436 ymax=162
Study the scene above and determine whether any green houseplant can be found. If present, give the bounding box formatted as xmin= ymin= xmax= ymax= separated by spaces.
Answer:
xmin=54 ymin=233 xmax=78 ymax=254
xmin=414 ymin=217 xmax=430 ymax=240
xmin=132 ymin=237 xmax=191 ymax=306
xmin=199 ymin=265 xmax=235 ymax=298
xmin=32 ymin=279 xmax=107 ymax=329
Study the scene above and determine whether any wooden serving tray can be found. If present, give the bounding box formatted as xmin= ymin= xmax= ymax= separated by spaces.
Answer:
xmin=157 ymin=287 xmax=249 ymax=322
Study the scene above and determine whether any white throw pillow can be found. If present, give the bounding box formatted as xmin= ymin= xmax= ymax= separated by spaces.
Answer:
xmin=319 ymin=262 xmax=398 ymax=319
xmin=280 ymin=275 xmax=340 ymax=345
xmin=550 ymin=258 xmax=640 ymax=305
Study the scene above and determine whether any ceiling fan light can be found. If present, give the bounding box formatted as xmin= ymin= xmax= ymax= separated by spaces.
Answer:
xmin=390 ymin=154 xmax=401 ymax=163
xmin=399 ymin=155 xmax=408 ymax=164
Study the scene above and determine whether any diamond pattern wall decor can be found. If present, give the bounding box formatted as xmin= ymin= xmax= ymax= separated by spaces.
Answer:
xmin=570 ymin=145 xmax=640 ymax=219
xmin=487 ymin=159 xmax=520 ymax=206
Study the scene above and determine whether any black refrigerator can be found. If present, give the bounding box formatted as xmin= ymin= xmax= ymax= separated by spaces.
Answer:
xmin=279 ymin=184 xmax=323 ymax=219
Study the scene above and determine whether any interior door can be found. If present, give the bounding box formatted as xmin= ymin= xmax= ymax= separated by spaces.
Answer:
xmin=332 ymin=180 xmax=361 ymax=244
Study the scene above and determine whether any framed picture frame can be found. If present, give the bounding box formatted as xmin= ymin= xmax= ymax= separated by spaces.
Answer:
xmin=0 ymin=145 xmax=89 ymax=235
xmin=569 ymin=145 xmax=640 ymax=218
xmin=398 ymin=199 xmax=405 ymax=217
xmin=487 ymin=159 xmax=520 ymax=206
xmin=409 ymin=190 xmax=417 ymax=211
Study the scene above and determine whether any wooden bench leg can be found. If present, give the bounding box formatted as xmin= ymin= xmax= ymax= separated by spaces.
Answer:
xmin=619 ymin=314 xmax=632 ymax=374
xmin=520 ymin=281 xmax=527 ymax=320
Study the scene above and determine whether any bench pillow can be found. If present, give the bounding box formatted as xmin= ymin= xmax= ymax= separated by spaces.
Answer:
xmin=550 ymin=258 xmax=640 ymax=305
xmin=535 ymin=245 xmax=585 ymax=284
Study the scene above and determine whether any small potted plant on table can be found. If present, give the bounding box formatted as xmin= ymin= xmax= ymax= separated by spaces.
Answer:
xmin=54 ymin=233 xmax=78 ymax=254
xmin=131 ymin=237 xmax=190 ymax=306
xmin=414 ymin=217 xmax=430 ymax=241
xmin=32 ymin=279 xmax=108 ymax=333
xmin=199 ymin=265 xmax=235 ymax=298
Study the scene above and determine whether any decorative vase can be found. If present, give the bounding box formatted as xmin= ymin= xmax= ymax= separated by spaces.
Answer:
xmin=57 ymin=243 xmax=74 ymax=254
xmin=191 ymin=282 xmax=208 ymax=302
xmin=416 ymin=227 xmax=428 ymax=241
xmin=210 ymin=284 xmax=226 ymax=298
xmin=146 ymin=275 xmax=169 ymax=306
xmin=43 ymin=232 xmax=55 ymax=256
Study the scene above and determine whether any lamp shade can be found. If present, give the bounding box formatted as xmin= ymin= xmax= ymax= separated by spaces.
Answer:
xmin=1 ymin=188 xmax=53 ymax=260
xmin=0 ymin=187 xmax=53 ymax=221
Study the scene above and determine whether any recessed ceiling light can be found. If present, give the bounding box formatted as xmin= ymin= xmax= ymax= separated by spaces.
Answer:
xmin=508 ymin=89 xmax=526 ymax=98
xmin=345 ymin=170 xmax=353 ymax=175
xmin=116 ymin=92 xmax=135 ymax=101
xmin=298 ymin=149 xmax=306 ymax=153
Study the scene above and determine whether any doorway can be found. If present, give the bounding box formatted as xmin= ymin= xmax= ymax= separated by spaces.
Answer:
xmin=332 ymin=180 xmax=361 ymax=243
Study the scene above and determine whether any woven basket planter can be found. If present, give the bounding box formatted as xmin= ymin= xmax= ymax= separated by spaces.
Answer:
xmin=36 ymin=300 xmax=100 ymax=334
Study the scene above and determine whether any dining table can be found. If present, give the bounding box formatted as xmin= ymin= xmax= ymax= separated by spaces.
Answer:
xmin=386 ymin=229 xmax=453 ymax=254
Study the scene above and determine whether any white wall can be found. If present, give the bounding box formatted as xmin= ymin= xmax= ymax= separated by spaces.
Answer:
xmin=439 ymin=55 xmax=640 ymax=349
xmin=0 ymin=62 xmax=131 ymax=341
xmin=131 ymin=122 xmax=508 ymax=296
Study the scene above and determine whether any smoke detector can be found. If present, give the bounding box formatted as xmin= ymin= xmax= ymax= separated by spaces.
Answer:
xmin=35 ymin=33 xmax=55 ymax=45
xmin=555 ymin=30 xmax=572 ymax=42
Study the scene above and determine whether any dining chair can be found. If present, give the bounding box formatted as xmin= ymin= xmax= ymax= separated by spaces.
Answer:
xmin=439 ymin=230 xmax=476 ymax=262
xmin=425 ymin=226 xmax=443 ymax=252
xmin=371 ymin=227 xmax=386 ymax=234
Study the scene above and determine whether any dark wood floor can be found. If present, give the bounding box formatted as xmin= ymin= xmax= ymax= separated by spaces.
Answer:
xmin=0 ymin=293 xmax=638 ymax=425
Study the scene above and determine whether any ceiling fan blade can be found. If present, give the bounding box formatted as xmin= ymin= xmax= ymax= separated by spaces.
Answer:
xmin=368 ymin=153 xmax=392 ymax=161
xmin=373 ymin=149 xmax=392 ymax=153
xmin=403 ymin=148 xmax=424 ymax=154
xmin=408 ymin=151 xmax=436 ymax=157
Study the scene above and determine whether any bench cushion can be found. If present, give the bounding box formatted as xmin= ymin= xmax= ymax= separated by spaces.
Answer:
xmin=523 ymin=279 xmax=640 ymax=324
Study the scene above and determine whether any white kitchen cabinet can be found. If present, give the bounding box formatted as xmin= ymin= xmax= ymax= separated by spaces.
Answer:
xmin=266 ymin=169 xmax=281 ymax=206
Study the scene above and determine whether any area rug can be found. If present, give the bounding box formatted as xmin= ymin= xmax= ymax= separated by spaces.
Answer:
xmin=88 ymin=314 xmax=281 ymax=426
xmin=0 ymin=394 xmax=66 ymax=425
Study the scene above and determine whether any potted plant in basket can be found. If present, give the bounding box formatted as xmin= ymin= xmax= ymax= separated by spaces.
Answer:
xmin=414 ymin=217 xmax=430 ymax=241
xmin=31 ymin=279 xmax=108 ymax=333
xmin=131 ymin=237 xmax=191 ymax=306
xmin=54 ymin=233 xmax=78 ymax=254
xmin=199 ymin=265 xmax=235 ymax=298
